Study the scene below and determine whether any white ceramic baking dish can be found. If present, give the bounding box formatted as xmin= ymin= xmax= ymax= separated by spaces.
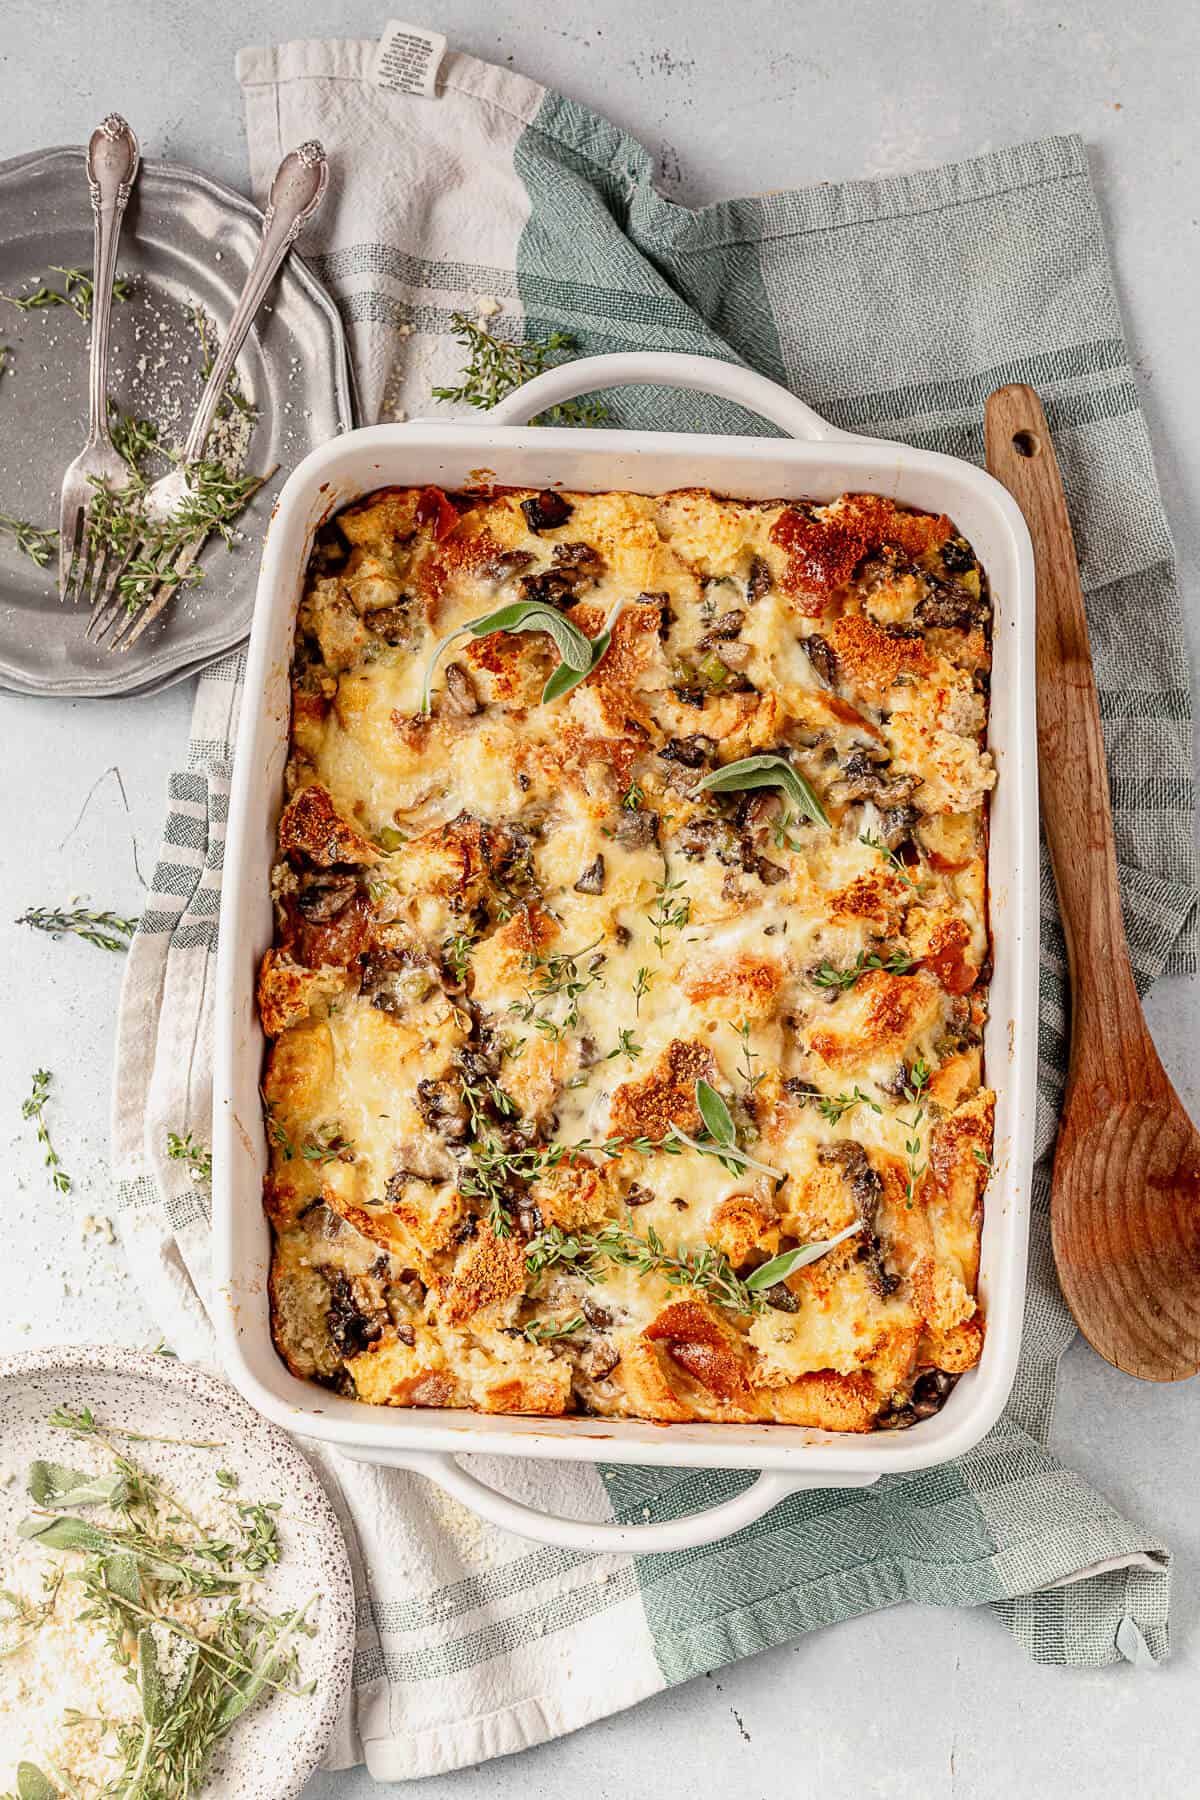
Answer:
xmin=214 ymin=352 xmax=1038 ymax=1554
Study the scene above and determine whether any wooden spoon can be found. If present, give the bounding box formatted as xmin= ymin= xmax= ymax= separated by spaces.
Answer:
xmin=985 ymin=383 xmax=1200 ymax=1381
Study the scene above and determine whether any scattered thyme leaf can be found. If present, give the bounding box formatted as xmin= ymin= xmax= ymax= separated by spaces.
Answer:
xmin=811 ymin=949 xmax=915 ymax=991
xmin=16 ymin=904 xmax=137 ymax=952
xmin=166 ymin=1130 xmax=213 ymax=1182
xmin=0 ymin=265 xmax=131 ymax=324
xmin=21 ymin=1069 xmax=70 ymax=1194
xmin=432 ymin=311 xmax=609 ymax=427
xmin=0 ymin=511 xmax=57 ymax=567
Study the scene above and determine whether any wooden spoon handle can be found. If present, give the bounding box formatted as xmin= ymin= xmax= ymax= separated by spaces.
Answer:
xmin=984 ymin=385 xmax=1149 ymax=1087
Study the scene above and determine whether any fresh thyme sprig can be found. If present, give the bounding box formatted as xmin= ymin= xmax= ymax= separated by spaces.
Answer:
xmin=432 ymin=312 xmax=609 ymax=426
xmin=605 ymin=1027 xmax=642 ymax=1064
xmin=632 ymin=966 xmax=653 ymax=1015
xmin=166 ymin=1131 xmax=213 ymax=1182
xmin=814 ymin=1086 xmax=882 ymax=1127
xmin=0 ymin=510 xmax=57 ymax=567
xmin=858 ymin=829 xmax=923 ymax=890
xmin=189 ymin=303 xmax=256 ymax=418
xmin=898 ymin=1057 xmax=931 ymax=1207
xmin=524 ymin=1218 xmax=763 ymax=1315
xmin=86 ymin=457 xmax=271 ymax=612
xmin=731 ymin=1020 xmax=763 ymax=1095
xmin=0 ymin=264 xmax=132 ymax=323
xmin=509 ymin=936 xmax=606 ymax=1041
xmin=647 ymin=874 xmax=690 ymax=956
xmin=21 ymin=1069 xmax=70 ymax=1195
xmin=812 ymin=948 xmax=915 ymax=991
xmin=442 ymin=931 xmax=475 ymax=985
xmin=17 ymin=904 xmax=137 ymax=952
xmin=515 ymin=1313 xmax=586 ymax=1345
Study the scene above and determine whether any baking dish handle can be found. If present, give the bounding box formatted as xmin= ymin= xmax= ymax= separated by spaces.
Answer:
xmin=339 ymin=1447 xmax=878 ymax=1553
xmin=486 ymin=350 xmax=854 ymax=442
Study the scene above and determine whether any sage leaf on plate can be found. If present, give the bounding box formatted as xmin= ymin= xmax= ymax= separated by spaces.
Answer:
xmin=16 ymin=1764 xmax=61 ymax=1800
xmin=693 ymin=752 xmax=830 ymax=829
xmin=27 ymin=1460 xmax=129 ymax=1509
xmin=17 ymin=1514 xmax=112 ymax=1553
xmin=422 ymin=599 xmax=592 ymax=712
xmin=695 ymin=1078 xmax=736 ymax=1146
xmin=541 ymin=601 xmax=624 ymax=704
xmin=138 ymin=1627 xmax=163 ymax=1726
xmin=744 ymin=1218 xmax=864 ymax=1292
xmin=104 ymin=1550 xmax=142 ymax=1605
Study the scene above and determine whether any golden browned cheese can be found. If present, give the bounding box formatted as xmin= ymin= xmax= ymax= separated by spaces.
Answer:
xmin=260 ymin=483 xmax=996 ymax=1430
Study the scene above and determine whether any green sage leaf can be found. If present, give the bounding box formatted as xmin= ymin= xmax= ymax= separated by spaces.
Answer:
xmin=695 ymin=1078 xmax=736 ymax=1146
xmin=693 ymin=753 xmax=829 ymax=829
xmin=421 ymin=600 xmax=593 ymax=713
xmin=17 ymin=1764 xmax=61 ymax=1800
xmin=104 ymin=1550 xmax=142 ymax=1605
xmin=17 ymin=1515 xmax=111 ymax=1553
xmin=744 ymin=1219 xmax=865 ymax=1292
xmin=138 ymin=1626 xmax=163 ymax=1726
xmin=541 ymin=602 xmax=623 ymax=704
xmin=27 ymin=1460 xmax=128 ymax=1509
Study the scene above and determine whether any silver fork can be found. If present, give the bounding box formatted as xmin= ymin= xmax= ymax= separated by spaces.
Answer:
xmin=58 ymin=115 xmax=141 ymax=605
xmin=90 ymin=140 xmax=329 ymax=651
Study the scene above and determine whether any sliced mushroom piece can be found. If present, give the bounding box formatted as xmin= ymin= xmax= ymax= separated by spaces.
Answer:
xmin=486 ymin=548 xmax=536 ymax=583
xmin=714 ymin=640 xmax=752 ymax=672
xmin=442 ymin=660 xmax=481 ymax=717
xmin=294 ymin=873 xmax=358 ymax=922
xmin=659 ymin=733 xmax=717 ymax=768
xmin=874 ymin=801 xmax=920 ymax=851
xmin=614 ymin=808 xmax=660 ymax=850
xmin=799 ymin=632 xmax=838 ymax=687
xmin=746 ymin=554 xmax=773 ymax=602
xmin=415 ymin=1076 xmax=469 ymax=1143
xmin=581 ymin=1339 xmax=621 ymax=1381
xmin=521 ymin=490 xmax=573 ymax=533
xmin=552 ymin=541 xmax=605 ymax=580
xmin=574 ymin=853 xmax=607 ymax=895
xmin=914 ymin=577 xmax=988 ymax=631
xmin=325 ymin=1270 xmax=385 ymax=1359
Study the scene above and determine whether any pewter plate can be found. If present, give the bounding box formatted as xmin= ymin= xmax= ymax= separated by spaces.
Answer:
xmin=0 ymin=146 xmax=354 ymax=699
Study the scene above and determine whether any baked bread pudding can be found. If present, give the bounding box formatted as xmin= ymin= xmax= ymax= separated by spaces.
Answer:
xmin=258 ymin=481 xmax=995 ymax=1430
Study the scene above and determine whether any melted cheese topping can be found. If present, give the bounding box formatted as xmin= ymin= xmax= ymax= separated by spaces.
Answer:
xmin=261 ymin=484 xmax=995 ymax=1431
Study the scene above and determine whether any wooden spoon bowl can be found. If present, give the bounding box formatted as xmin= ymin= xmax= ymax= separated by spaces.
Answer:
xmin=985 ymin=384 xmax=1200 ymax=1381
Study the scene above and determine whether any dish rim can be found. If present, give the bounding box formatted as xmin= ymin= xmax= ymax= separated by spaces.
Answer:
xmin=212 ymin=361 xmax=1039 ymax=1499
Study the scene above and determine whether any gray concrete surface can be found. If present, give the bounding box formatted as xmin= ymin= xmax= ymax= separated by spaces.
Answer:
xmin=1 ymin=3 xmax=1197 ymax=1795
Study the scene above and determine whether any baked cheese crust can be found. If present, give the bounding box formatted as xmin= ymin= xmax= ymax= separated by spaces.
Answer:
xmin=260 ymin=482 xmax=995 ymax=1431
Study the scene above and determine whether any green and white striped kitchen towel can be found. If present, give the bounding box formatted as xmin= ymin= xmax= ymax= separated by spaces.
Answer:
xmin=110 ymin=28 xmax=1195 ymax=1780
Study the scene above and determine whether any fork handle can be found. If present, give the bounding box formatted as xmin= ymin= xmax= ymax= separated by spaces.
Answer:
xmin=86 ymin=115 xmax=139 ymax=448
xmin=181 ymin=142 xmax=329 ymax=465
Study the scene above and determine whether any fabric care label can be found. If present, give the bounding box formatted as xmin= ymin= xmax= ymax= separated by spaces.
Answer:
xmin=371 ymin=21 xmax=447 ymax=96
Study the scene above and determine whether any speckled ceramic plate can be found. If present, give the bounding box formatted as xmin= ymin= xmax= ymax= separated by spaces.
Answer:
xmin=0 ymin=146 xmax=354 ymax=699
xmin=0 ymin=1345 xmax=356 ymax=1798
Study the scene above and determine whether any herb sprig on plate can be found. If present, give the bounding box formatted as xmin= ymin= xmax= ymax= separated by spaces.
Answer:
xmin=0 ymin=264 xmax=132 ymax=324
xmin=7 ymin=1407 xmax=316 ymax=1800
